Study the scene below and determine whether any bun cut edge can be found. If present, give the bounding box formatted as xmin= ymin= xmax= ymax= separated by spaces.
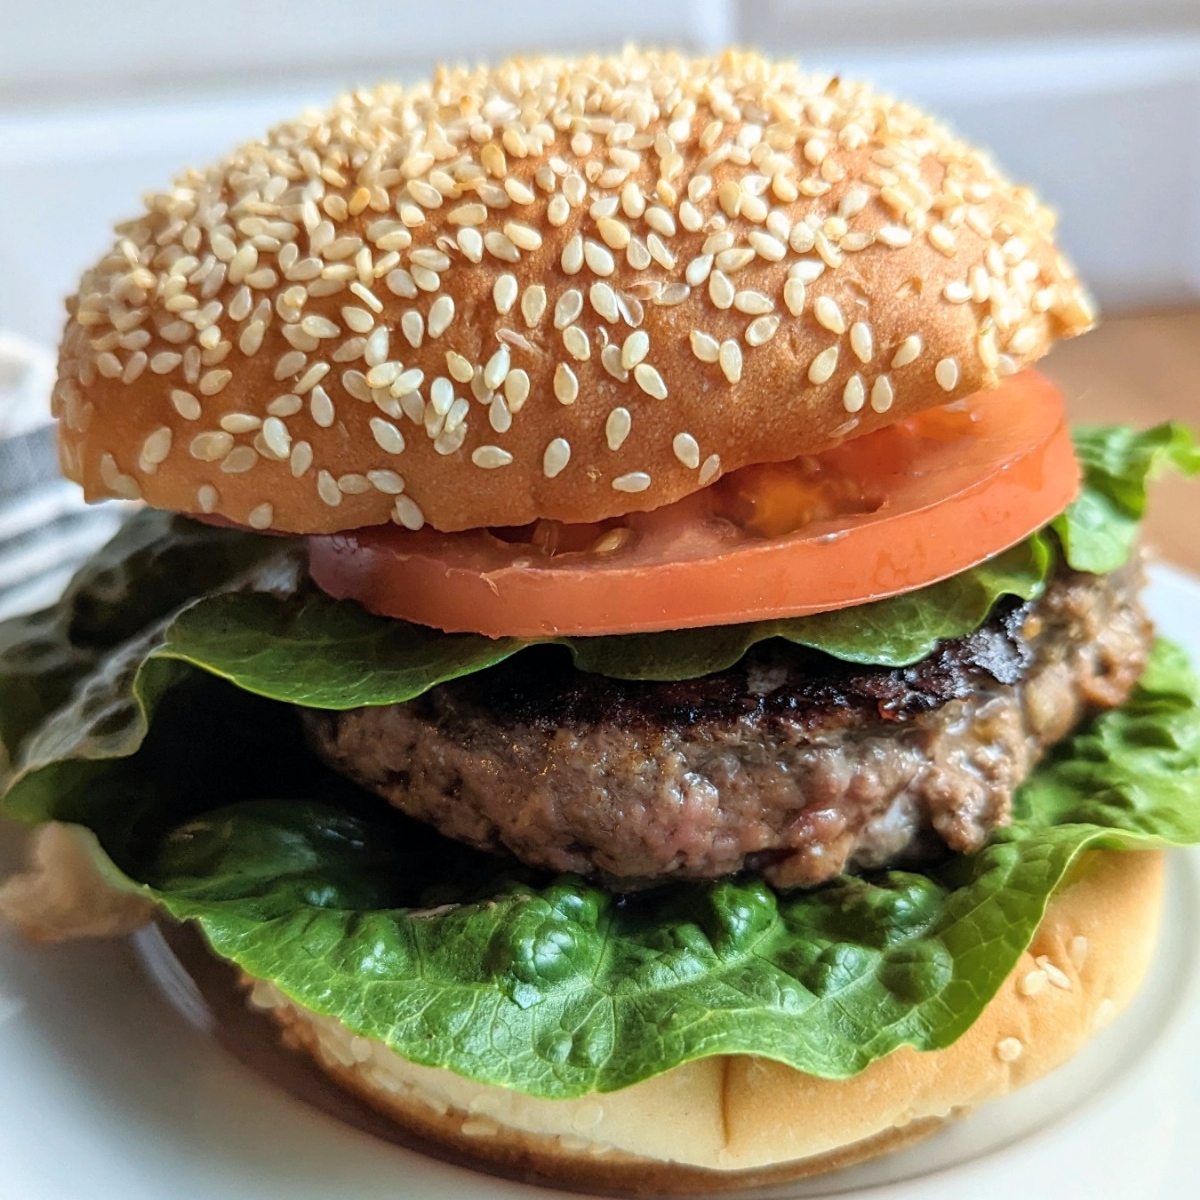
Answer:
xmin=54 ymin=50 xmax=1095 ymax=535
xmin=244 ymin=849 xmax=1162 ymax=1194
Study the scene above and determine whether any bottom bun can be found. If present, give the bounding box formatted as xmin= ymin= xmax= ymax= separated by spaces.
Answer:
xmin=244 ymin=850 xmax=1163 ymax=1195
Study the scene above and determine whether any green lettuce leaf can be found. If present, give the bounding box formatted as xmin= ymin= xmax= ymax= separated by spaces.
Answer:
xmin=4 ymin=603 xmax=1199 ymax=1097
xmin=0 ymin=511 xmax=285 ymax=784
xmin=1 ymin=426 xmax=1199 ymax=1098
xmin=128 ymin=422 xmax=1198 ymax=705
xmin=1054 ymin=423 xmax=1200 ymax=574
xmin=159 ymin=533 xmax=1051 ymax=708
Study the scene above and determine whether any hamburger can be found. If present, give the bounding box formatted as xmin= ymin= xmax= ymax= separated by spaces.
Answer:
xmin=2 ymin=48 xmax=1200 ymax=1193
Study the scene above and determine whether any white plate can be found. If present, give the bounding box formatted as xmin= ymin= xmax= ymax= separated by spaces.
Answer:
xmin=2 ymin=565 xmax=1200 ymax=1200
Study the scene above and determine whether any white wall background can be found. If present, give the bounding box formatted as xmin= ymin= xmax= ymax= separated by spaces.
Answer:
xmin=2 ymin=0 xmax=1199 ymax=347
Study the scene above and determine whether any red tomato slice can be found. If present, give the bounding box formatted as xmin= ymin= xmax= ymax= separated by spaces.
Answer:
xmin=308 ymin=370 xmax=1078 ymax=638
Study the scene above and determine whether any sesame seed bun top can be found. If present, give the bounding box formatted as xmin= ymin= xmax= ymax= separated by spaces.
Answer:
xmin=53 ymin=49 xmax=1096 ymax=535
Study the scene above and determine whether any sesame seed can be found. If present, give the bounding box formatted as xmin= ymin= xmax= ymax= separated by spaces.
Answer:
xmin=393 ymin=495 xmax=425 ymax=530
xmin=971 ymin=265 xmax=991 ymax=304
xmin=718 ymin=339 xmax=743 ymax=383
xmin=996 ymin=1037 xmax=1023 ymax=1063
xmin=622 ymin=331 xmax=650 ymax=370
xmin=309 ymin=384 xmax=335 ymax=427
xmin=1008 ymin=325 xmax=1038 ymax=356
xmin=600 ymin=344 xmax=627 ymax=382
xmin=472 ymin=445 xmax=513 ymax=470
xmin=366 ymin=362 xmax=401 ymax=390
xmin=341 ymin=306 xmax=374 ymax=334
xmin=412 ymin=267 xmax=441 ymax=292
xmin=364 ymin=327 xmax=390 ymax=367
xmin=1068 ymin=936 xmax=1089 ymax=969
xmin=555 ymin=290 xmax=584 ymax=330
xmin=740 ymin=230 xmax=785 ymax=270
xmin=790 ymin=259 xmax=825 ymax=284
xmin=633 ymin=362 xmax=667 ymax=399
xmin=151 ymin=352 xmax=183 ymax=375
xmin=140 ymin=427 xmax=173 ymax=468
xmin=1035 ymin=956 xmax=1072 ymax=989
xmin=385 ymin=269 xmax=418 ymax=298
xmin=606 ymin=407 xmax=632 ymax=451
xmin=247 ymin=503 xmax=273 ymax=530
xmin=590 ymin=282 xmax=620 ymax=323
xmin=434 ymin=419 xmax=468 ymax=456
xmin=190 ymin=431 xmax=234 ymax=462
xmin=504 ymin=369 xmax=530 ymax=411
xmin=543 ymin=437 xmax=571 ymax=479
xmin=170 ymin=390 xmax=201 ymax=420
xmin=849 ymin=321 xmax=874 ymax=364
xmin=809 ymin=345 xmax=839 ymax=384
xmin=932 ymin=355 xmax=961 ymax=391
xmin=369 ymin=422 xmax=408 ymax=458
xmin=563 ymin=325 xmax=590 ymax=361
xmin=301 ymin=315 xmax=340 ymax=339
xmin=870 ymin=375 xmax=895 ymax=413
xmin=220 ymin=446 xmax=258 ymax=474
xmin=457 ymin=228 xmax=483 ymax=262
xmin=613 ymin=471 xmax=651 ymax=493
xmin=838 ymin=186 xmax=869 ymax=218
xmin=843 ymin=374 xmax=865 ymax=413
xmin=734 ymin=290 xmax=774 ymax=316
xmin=876 ymin=225 xmax=913 ymax=249
xmin=437 ymin=353 xmax=469 ymax=386
xmin=199 ymin=369 xmax=233 ymax=396
xmin=814 ymin=296 xmax=846 ymax=335
xmin=891 ymin=335 xmax=923 ymax=368
xmin=783 ymin=278 xmax=806 ymax=317
xmin=698 ymin=453 xmax=721 ymax=486
xmin=554 ymin=363 xmax=579 ymax=405
xmin=1018 ymin=969 xmax=1048 ymax=997
xmin=789 ymin=223 xmax=816 ymax=254
xmin=709 ymin=270 xmax=735 ymax=310
xmin=290 ymin=441 xmax=313 ymax=478
xmin=493 ymin=273 xmax=519 ymax=315
xmin=584 ymin=240 xmax=616 ymax=277
xmin=685 ymin=255 xmax=713 ymax=287
xmin=487 ymin=396 xmax=511 ymax=432
xmin=317 ymin=470 xmax=342 ymax=507
xmin=368 ymin=469 xmax=405 ymax=494
xmin=391 ymin=368 xmax=424 ymax=396
xmin=596 ymin=217 xmax=631 ymax=250
xmin=429 ymin=377 xmax=455 ymax=416
xmin=691 ymin=330 xmax=720 ymax=363
xmin=428 ymin=296 xmax=455 ymax=338
xmin=716 ymin=247 xmax=755 ymax=272
xmin=197 ymin=485 xmax=219 ymax=514
xmin=562 ymin=235 xmax=584 ymax=275
xmin=546 ymin=195 xmax=570 ymax=227
xmin=521 ymin=285 xmax=547 ymax=327
xmin=261 ymin=417 xmax=291 ymax=458
xmin=350 ymin=282 xmax=383 ymax=312
xmin=746 ymin=315 xmax=780 ymax=346
xmin=219 ymin=412 xmax=262 ymax=434
xmin=483 ymin=346 xmax=511 ymax=391
xmin=673 ymin=432 xmax=700 ymax=469
xmin=395 ymin=311 xmax=422 ymax=349
xmin=944 ymin=281 xmax=972 ymax=304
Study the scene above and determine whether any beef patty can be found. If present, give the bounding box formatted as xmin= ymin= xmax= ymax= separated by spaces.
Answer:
xmin=304 ymin=564 xmax=1152 ymax=889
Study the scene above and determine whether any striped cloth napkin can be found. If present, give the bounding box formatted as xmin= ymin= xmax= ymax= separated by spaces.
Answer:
xmin=0 ymin=332 xmax=130 ymax=620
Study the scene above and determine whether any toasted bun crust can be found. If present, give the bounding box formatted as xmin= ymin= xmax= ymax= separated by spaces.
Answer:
xmin=54 ymin=50 xmax=1095 ymax=535
xmin=245 ymin=849 xmax=1161 ymax=1193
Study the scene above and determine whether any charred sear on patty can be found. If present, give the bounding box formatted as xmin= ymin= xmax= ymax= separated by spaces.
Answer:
xmin=304 ymin=564 xmax=1152 ymax=890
